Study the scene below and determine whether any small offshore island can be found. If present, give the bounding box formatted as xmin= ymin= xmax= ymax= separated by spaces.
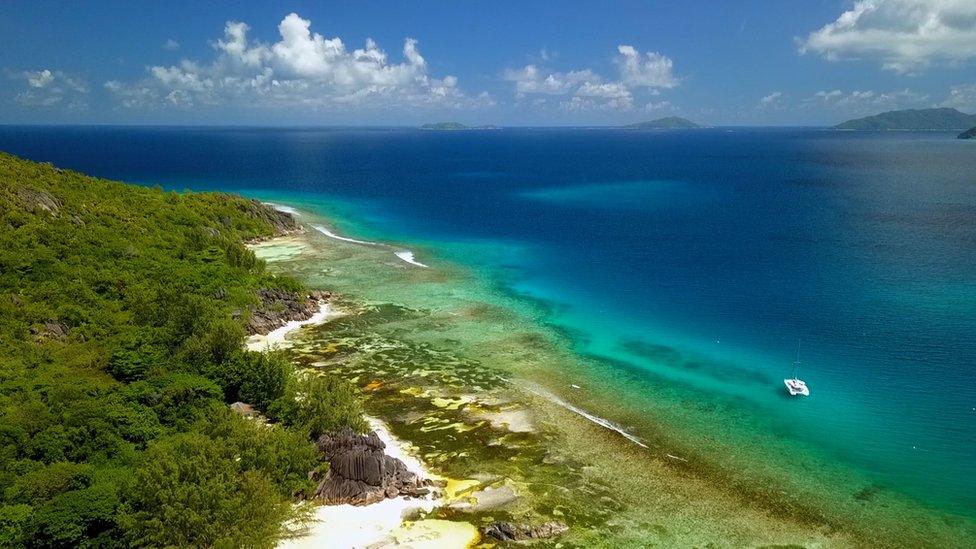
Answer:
xmin=420 ymin=122 xmax=500 ymax=131
xmin=623 ymin=116 xmax=701 ymax=129
xmin=834 ymin=107 xmax=976 ymax=131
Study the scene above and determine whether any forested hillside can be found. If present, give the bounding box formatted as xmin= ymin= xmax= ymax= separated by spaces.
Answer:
xmin=0 ymin=153 xmax=363 ymax=547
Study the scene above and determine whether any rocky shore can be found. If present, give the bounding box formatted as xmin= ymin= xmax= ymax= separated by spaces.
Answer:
xmin=242 ymin=288 xmax=332 ymax=336
xmin=312 ymin=427 xmax=439 ymax=506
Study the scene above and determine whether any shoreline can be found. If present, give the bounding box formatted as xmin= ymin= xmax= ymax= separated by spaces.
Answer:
xmin=244 ymin=235 xmax=479 ymax=548
xmin=245 ymin=301 xmax=337 ymax=352
xmin=252 ymin=203 xmax=976 ymax=547
xmin=279 ymin=417 xmax=477 ymax=549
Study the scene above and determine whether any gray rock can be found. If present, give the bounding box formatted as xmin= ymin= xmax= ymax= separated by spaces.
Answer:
xmin=229 ymin=402 xmax=257 ymax=417
xmin=14 ymin=187 xmax=62 ymax=216
xmin=242 ymin=200 xmax=300 ymax=236
xmin=482 ymin=521 xmax=569 ymax=542
xmin=245 ymin=289 xmax=332 ymax=335
xmin=313 ymin=427 xmax=434 ymax=506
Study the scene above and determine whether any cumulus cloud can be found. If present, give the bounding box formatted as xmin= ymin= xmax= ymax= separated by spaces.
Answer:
xmin=799 ymin=0 xmax=976 ymax=73
xmin=810 ymin=88 xmax=929 ymax=109
xmin=644 ymin=100 xmax=673 ymax=111
xmin=162 ymin=39 xmax=180 ymax=51
xmin=615 ymin=45 xmax=678 ymax=88
xmin=504 ymin=44 xmax=677 ymax=111
xmin=9 ymin=69 xmax=88 ymax=110
xmin=758 ymin=91 xmax=783 ymax=108
xmin=941 ymin=83 xmax=976 ymax=109
xmin=503 ymin=65 xmax=600 ymax=96
xmin=106 ymin=13 xmax=470 ymax=110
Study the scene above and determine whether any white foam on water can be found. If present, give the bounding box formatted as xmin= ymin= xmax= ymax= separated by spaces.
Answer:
xmin=245 ymin=302 xmax=335 ymax=352
xmin=312 ymin=224 xmax=379 ymax=246
xmin=265 ymin=202 xmax=301 ymax=215
xmin=509 ymin=378 xmax=648 ymax=448
xmin=394 ymin=250 xmax=428 ymax=267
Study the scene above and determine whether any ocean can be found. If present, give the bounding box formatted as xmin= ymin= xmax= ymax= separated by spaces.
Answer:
xmin=3 ymin=125 xmax=974 ymax=530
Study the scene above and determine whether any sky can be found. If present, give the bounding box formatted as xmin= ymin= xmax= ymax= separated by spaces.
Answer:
xmin=2 ymin=0 xmax=975 ymax=126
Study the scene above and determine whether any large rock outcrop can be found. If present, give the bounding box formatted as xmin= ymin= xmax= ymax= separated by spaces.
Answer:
xmin=313 ymin=428 xmax=435 ymax=506
xmin=482 ymin=521 xmax=569 ymax=542
xmin=243 ymin=289 xmax=330 ymax=335
xmin=241 ymin=200 xmax=301 ymax=235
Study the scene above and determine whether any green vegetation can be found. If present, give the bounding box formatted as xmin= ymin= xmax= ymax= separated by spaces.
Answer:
xmin=0 ymin=153 xmax=364 ymax=547
xmin=958 ymin=126 xmax=976 ymax=139
xmin=624 ymin=116 xmax=700 ymax=129
xmin=835 ymin=107 xmax=976 ymax=130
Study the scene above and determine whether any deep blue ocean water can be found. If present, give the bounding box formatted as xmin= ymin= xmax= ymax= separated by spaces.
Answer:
xmin=2 ymin=126 xmax=974 ymax=515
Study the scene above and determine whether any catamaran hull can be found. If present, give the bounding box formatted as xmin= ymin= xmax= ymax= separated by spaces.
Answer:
xmin=784 ymin=379 xmax=810 ymax=396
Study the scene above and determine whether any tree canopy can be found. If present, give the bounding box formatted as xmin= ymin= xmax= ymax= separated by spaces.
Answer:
xmin=0 ymin=153 xmax=362 ymax=547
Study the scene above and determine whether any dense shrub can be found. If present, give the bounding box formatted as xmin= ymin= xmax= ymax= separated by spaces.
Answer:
xmin=0 ymin=153 xmax=365 ymax=547
xmin=272 ymin=374 xmax=369 ymax=439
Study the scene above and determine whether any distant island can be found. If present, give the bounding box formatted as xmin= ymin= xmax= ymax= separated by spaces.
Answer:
xmin=958 ymin=127 xmax=976 ymax=139
xmin=420 ymin=122 xmax=499 ymax=130
xmin=835 ymin=108 xmax=976 ymax=131
xmin=624 ymin=116 xmax=700 ymax=129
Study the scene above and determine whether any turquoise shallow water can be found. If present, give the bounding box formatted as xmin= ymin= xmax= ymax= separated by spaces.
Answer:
xmin=1 ymin=126 xmax=974 ymax=519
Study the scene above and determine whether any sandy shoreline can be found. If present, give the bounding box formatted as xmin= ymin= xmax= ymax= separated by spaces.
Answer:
xmin=245 ymin=236 xmax=477 ymax=548
xmin=279 ymin=417 xmax=478 ymax=549
xmin=245 ymin=301 xmax=337 ymax=352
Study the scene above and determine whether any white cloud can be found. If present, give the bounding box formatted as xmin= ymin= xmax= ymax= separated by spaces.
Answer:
xmin=504 ymin=44 xmax=677 ymax=111
xmin=106 ymin=13 xmax=471 ymax=111
xmin=503 ymin=65 xmax=601 ymax=96
xmin=163 ymin=39 xmax=180 ymax=51
xmin=10 ymin=69 xmax=88 ymax=109
xmin=941 ymin=83 xmax=976 ymax=110
xmin=644 ymin=100 xmax=673 ymax=111
xmin=799 ymin=0 xmax=976 ymax=73
xmin=615 ymin=45 xmax=678 ymax=88
xmin=810 ymin=88 xmax=929 ymax=109
xmin=758 ymin=91 xmax=783 ymax=108
xmin=559 ymin=96 xmax=633 ymax=111
xmin=576 ymin=81 xmax=631 ymax=99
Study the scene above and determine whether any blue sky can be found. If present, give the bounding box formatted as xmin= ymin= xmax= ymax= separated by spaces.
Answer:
xmin=2 ymin=0 xmax=975 ymax=126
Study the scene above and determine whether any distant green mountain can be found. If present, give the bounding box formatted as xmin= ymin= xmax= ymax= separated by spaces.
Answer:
xmin=420 ymin=122 xmax=498 ymax=130
xmin=835 ymin=108 xmax=976 ymax=131
xmin=624 ymin=116 xmax=700 ymax=129
xmin=958 ymin=127 xmax=976 ymax=139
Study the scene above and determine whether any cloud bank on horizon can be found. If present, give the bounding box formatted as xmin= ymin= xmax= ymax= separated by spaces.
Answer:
xmin=503 ymin=45 xmax=678 ymax=112
xmin=799 ymin=0 xmax=976 ymax=74
xmin=3 ymin=1 xmax=975 ymax=124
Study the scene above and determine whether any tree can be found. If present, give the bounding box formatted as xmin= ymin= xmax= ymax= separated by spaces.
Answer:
xmin=119 ymin=433 xmax=289 ymax=548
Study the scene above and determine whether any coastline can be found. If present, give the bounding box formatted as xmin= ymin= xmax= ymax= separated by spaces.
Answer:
xmin=280 ymin=417 xmax=478 ymax=549
xmin=245 ymin=233 xmax=479 ymax=548
xmin=251 ymin=203 xmax=976 ymax=548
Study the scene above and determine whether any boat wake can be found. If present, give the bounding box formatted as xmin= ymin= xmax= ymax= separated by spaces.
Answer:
xmin=509 ymin=379 xmax=648 ymax=448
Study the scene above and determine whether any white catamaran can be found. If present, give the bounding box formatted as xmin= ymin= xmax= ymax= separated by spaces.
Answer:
xmin=784 ymin=340 xmax=810 ymax=396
